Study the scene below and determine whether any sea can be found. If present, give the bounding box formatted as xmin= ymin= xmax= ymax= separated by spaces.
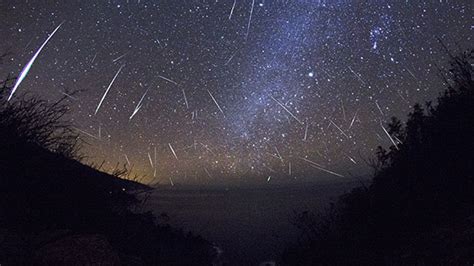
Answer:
xmin=146 ymin=180 xmax=360 ymax=265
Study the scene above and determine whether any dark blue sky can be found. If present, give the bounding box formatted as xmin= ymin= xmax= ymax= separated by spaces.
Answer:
xmin=0 ymin=0 xmax=471 ymax=184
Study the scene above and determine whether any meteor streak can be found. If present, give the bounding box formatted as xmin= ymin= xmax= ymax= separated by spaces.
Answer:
xmin=225 ymin=50 xmax=238 ymax=65
xmin=245 ymin=0 xmax=255 ymax=39
xmin=157 ymin=75 xmax=178 ymax=85
xmin=124 ymin=154 xmax=131 ymax=166
xmin=348 ymin=66 xmax=368 ymax=87
xmin=300 ymin=157 xmax=324 ymax=168
xmin=91 ymin=52 xmax=98 ymax=64
xmin=182 ymin=88 xmax=189 ymax=109
xmin=204 ymin=167 xmax=212 ymax=179
xmin=270 ymin=96 xmax=303 ymax=124
xmin=300 ymin=157 xmax=344 ymax=177
xmin=228 ymin=0 xmax=236 ymax=20
xmin=168 ymin=143 xmax=178 ymax=160
xmin=274 ymin=146 xmax=283 ymax=163
xmin=349 ymin=109 xmax=359 ymax=129
xmin=61 ymin=91 xmax=78 ymax=100
xmin=148 ymin=152 xmax=154 ymax=168
xmin=380 ymin=122 xmax=399 ymax=150
xmin=129 ymin=89 xmax=148 ymax=120
xmin=330 ymin=119 xmax=349 ymax=138
xmin=9 ymin=22 xmax=63 ymax=101
xmin=303 ymin=121 xmax=309 ymax=141
xmin=375 ymin=101 xmax=384 ymax=116
xmin=95 ymin=65 xmax=124 ymax=115
xmin=72 ymin=127 xmax=99 ymax=140
xmin=112 ymin=52 xmax=128 ymax=63
xmin=208 ymin=90 xmax=225 ymax=117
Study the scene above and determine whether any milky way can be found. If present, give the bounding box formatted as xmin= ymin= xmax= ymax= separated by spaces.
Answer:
xmin=0 ymin=0 xmax=471 ymax=184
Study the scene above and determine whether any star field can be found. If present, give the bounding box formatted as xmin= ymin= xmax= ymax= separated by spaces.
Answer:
xmin=1 ymin=0 xmax=472 ymax=184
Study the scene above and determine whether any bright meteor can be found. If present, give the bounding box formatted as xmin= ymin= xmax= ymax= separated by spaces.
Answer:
xmin=8 ymin=22 xmax=63 ymax=101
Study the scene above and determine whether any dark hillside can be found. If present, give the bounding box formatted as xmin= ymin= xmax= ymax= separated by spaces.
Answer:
xmin=0 ymin=77 xmax=214 ymax=265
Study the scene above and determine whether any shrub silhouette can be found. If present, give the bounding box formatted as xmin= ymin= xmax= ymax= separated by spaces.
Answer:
xmin=283 ymin=49 xmax=474 ymax=265
xmin=0 ymin=83 xmax=80 ymax=159
xmin=0 ymin=76 xmax=214 ymax=264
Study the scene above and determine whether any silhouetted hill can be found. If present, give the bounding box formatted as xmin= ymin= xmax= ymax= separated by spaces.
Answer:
xmin=0 ymin=138 xmax=147 ymax=231
xmin=282 ymin=50 xmax=474 ymax=265
xmin=0 ymin=77 xmax=214 ymax=265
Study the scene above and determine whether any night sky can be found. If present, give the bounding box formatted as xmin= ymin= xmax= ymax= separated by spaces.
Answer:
xmin=0 ymin=0 xmax=471 ymax=185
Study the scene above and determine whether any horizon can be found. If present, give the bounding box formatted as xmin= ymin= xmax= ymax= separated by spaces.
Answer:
xmin=0 ymin=1 xmax=472 ymax=265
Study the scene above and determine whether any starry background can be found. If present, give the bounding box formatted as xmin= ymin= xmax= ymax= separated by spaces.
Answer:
xmin=0 ymin=0 xmax=471 ymax=185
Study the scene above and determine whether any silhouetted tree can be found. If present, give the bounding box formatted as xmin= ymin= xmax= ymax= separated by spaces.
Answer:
xmin=0 ymin=64 xmax=214 ymax=264
xmin=283 ymin=49 xmax=474 ymax=265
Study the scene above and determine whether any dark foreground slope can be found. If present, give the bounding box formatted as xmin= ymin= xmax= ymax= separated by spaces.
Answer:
xmin=0 ymin=79 xmax=214 ymax=265
xmin=283 ymin=50 xmax=474 ymax=265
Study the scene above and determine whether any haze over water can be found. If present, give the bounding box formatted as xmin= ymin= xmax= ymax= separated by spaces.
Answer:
xmin=148 ymin=180 xmax=359 ymax=265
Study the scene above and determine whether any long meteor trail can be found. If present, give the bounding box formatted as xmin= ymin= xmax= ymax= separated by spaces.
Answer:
xmin=228 ymin=0 xmax=237 ymax=20
xmin=271 ymin=95 xmax=303 ymax=125
xmin=95 ymin=65 xmax=124 ymax=115
xmin=168 ymin=143 xmax=178 ymax=160
xmin=380 ymin=121 xmax=399 ymax=150
xmin=8 ymin=22 xmax=63 ymax=101
xmin=245 ymin=0 xmax=255 ymax=39
xmin=208 ymin=90 xmax=225 ymax=117
xmin=157 ymin=75 xmax=178 ymax=85
xmin=300 ymin=157 xmax=344 ymax=177
xmin=129 ymin=89 xmax=148 ymax=120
